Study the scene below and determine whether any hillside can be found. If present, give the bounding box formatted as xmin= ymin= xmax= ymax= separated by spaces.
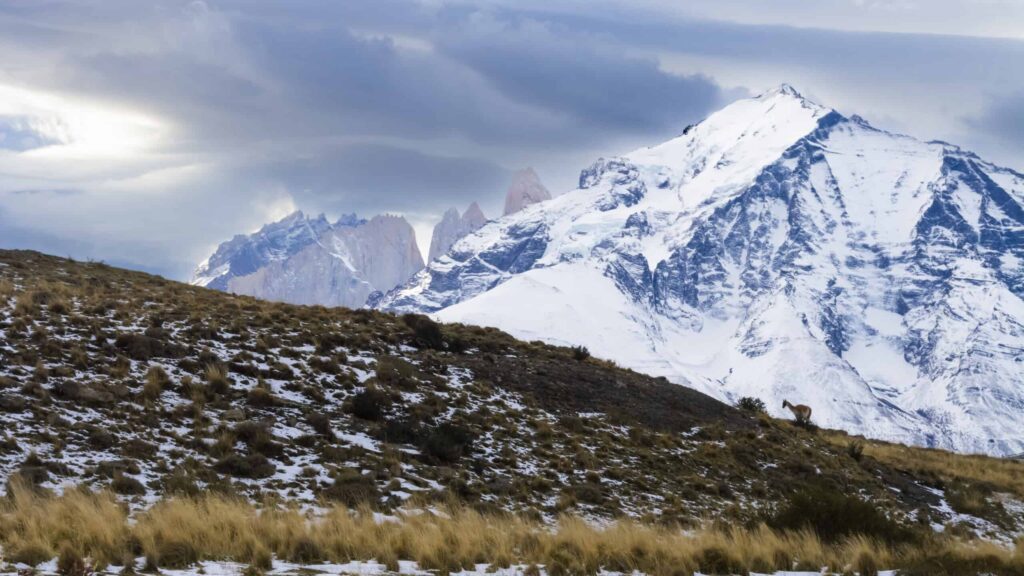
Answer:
xmin=2 ymin=249 xmax=1024 ymax=545
xmin=380 ymin=86 xmax=1024 ymax=456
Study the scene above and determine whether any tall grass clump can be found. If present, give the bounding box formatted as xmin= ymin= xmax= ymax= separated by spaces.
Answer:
xmin=4 ymin=489 xmax=1024 ymax=573
xmin=0 ymin=480 xmax=129 ymax=567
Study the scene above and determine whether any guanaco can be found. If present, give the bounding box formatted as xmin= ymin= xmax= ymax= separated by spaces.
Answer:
xmin=782 ymin=400 xmax=812 ymax=424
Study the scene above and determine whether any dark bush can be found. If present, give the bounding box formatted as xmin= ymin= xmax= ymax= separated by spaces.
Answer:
xmin=214 ymin=453 xmax=276 ymax=479
xmin=736 ymin=396 xmax=767 ymax=413
xmin=572 ymin=481 xmax=604 ymax=505
xmin=321 ymin=468 xmax=380 ymax=507
xmin=111 ymin=472 xmax=147 ymax=495
xmin=348 ymin=387 xmax=390 ymax=421
xmin=402 ymin=313 xmax=445 ymax=350
xmin=422 ymin=422 xmax=474 ymax=464
xmin=696 ymin=545 xmax=744 ymax=576
xmin=306 ymin=412 xmax=335 ymax=439
xmin=378 ymin=418 xmax=422 ymax=445
xmin=285 ymin=536 xmax=322 ymax=564
xmin=768 ymin=486 xmax=916 ymax=545
xmin=571 ymin=345 xmax=590 ymax=361
xmin=847 ymin=440 xmax=865 ymax=461
xmin=156 ymin=539 xmax=199 ymax=569
xmin=247 ymin=384 xmax=278 ymax=408
xmin=114 ymin=333 xmax=182 ymax=361
xmin=233 ymin=421 xmax=284 ymax=457
xmin=375 ymin=356 xmax=417 ymax=390
xmin=0 ymin=393 xmax=28 ymax=412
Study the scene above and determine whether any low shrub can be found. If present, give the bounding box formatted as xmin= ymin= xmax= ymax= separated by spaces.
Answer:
xmin=847 ymin=440 xmax=865 ymax=461
xmin=768 ymin=486 xmax=916 ymax=545
xmin=422 ymin=423 xmax=474 ymax=464
xmin=348 ymin=387 xmax=390 ymax=421
xmin=402 ymin=314 xmax=445 ymax=350
xmin=736 ymin=396 xmax=766 ymax=414
xmin=321 ymin=469 xmax=380 ymax=507
xmin=111 ymin=473 xmax=147 ymax=496
xmin=214 ymin=453 xmax=276 ymax=479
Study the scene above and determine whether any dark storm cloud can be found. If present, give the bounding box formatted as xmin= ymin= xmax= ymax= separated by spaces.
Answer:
xmin=505 ymin=7 xmax=1024 ymax=90
xmin=48 ymin=4 xmax=726 ymax=150
xmin=265 ymin=144 xmax=512 ymax=215
xmin=434 ymin=12 xmax=724 ymax=134
xmin=970 ymin=93 xmax=1024 ymax=146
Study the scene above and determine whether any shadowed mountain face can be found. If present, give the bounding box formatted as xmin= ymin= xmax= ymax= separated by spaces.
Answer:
xmin=380 ymin=85 xmax=1024 ymax=456
xmin=193 ymin=212 xmax=423 ymax=308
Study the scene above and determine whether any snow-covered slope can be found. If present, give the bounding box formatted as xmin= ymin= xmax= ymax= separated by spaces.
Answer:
xmin=379 ymin=85 xmax=1024 ymax=455
xmin=194 ymin=212 xmax=423 ymax=308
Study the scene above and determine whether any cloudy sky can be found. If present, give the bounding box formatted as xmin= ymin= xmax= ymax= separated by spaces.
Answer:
xmin=1 ymin=0 xmax=1023 ymax=279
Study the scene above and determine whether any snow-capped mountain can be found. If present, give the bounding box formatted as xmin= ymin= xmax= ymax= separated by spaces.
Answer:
xmin=503 ymin=168 xmax=552 ymax=216
xmin=194 ymin=211 xmax=423 ymax=308
xmin=379 ymin=85 xmax=1024 ymax=455
xmin=428 ymin=203 xmax=488 ymax=262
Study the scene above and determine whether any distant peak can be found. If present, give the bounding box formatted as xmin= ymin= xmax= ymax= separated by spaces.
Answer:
xmin=504 ymin=168 xmax=551 ymax=216
xmin=764 ymin=83 xmax=802 ymax=98
xmin=463 ymin=202 xmax=486 ymax=221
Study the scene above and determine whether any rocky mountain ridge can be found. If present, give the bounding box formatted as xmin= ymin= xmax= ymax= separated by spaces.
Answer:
xmin=193 ymin=212 xmax=423 ymax=308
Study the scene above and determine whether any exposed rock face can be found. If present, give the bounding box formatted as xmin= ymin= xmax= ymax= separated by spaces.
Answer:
xmin=503 ymin=168 xmax=551 ymax=216
xmin=191 ymin=211 xmax=336 ymax=290
xmin=428 ymin=202 xmax=488 ymax=262
xmin=380 ymin=85 xmax=1024 ymax=456
xmin=193 ymin=212 xmax=423 ymax=308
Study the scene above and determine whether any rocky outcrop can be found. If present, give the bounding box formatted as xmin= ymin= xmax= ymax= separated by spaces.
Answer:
xmin=428 ymin=202 xmax=488 ymax=262
xmin=503 ymin=168 xmax=551 ymax=216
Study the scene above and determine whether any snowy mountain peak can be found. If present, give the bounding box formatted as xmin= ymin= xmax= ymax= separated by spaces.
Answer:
xmin=379 ymin=87 xmax=1024 ymax=456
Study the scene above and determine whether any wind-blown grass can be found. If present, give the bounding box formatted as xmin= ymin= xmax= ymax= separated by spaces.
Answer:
xmin=3 ymin=485 xmax=1024 ymax=575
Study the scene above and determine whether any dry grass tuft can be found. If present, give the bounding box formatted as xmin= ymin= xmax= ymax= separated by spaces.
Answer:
xmin=0 ymin=479 xmax=129 ymax=567
xmin=5 ymin=490 xmax=1024 ymax=574
xmin=824 ymin=431 xmax=1024 ymax=499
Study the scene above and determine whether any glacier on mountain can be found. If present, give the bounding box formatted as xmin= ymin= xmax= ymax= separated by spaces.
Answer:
xmin=379 ymin=85 xmax=1024 ymax=455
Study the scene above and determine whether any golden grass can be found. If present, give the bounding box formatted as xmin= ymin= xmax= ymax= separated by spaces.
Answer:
xmin=3 ymin=487 xmax=1024 ymax=574
xmin=0 ymin=278 xmax=13 ymax=304
xmin=0 ymin=482 xmax=129 ymax=567
xmin=823 ymin=431 xmax=1024 ymax=498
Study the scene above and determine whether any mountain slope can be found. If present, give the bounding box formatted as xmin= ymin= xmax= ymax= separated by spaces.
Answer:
xmin=380 ymin=85 xmax=1024 ymax=455
xmin=195 ymin=212 xmax=423 ymax=308
xmin=5 ymin=248 xmax=1024 ymax=540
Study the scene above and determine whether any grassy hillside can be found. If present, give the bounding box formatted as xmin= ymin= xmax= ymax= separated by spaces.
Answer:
xmin=2 ymin=249 xmax=1024 ymax=573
